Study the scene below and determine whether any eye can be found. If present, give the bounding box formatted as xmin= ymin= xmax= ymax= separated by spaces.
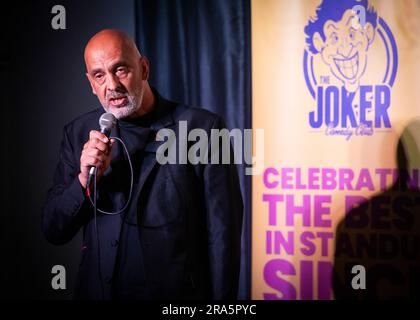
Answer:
xmin=330 ymin=32 xmax=339 ymax=44
xmin=349 ymin=28 xmax=356 ymax=40
xmin=115 ymin=66 xmax=128 ymax=77
xmin=94 ymin=73 xmax=105 ymax=83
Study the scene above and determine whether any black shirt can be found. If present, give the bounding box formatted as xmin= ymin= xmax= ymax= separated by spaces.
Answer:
xmin=111 ymin=96 xmax=166 ymax=299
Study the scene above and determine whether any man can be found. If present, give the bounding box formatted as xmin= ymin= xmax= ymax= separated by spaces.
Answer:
xmin=42 ymin=29 xmax=243 ymax=300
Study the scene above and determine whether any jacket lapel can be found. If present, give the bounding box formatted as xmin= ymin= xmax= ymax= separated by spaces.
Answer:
xmin=136 ymin=110 xmax=175 ymax=197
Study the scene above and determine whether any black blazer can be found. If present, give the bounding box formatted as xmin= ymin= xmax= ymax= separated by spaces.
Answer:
xmin=42 ymin=95 xmax=243 ymax=300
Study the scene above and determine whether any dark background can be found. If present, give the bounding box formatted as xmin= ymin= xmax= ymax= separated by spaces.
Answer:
xmin=1 ymin=0 xmax=251 ymax=299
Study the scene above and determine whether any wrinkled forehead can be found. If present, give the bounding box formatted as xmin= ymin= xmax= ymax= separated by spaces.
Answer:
xmin=84 ymin=37 xmax=139 ymax=71
xmin=323 ymin=9 xmax=359 ymax=33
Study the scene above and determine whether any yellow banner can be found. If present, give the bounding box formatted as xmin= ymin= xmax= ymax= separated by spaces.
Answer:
xmin=252 ymin=0 xmax=420 ymax=299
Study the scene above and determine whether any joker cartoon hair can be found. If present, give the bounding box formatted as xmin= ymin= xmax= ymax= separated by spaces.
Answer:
xmin=304 ymin=0 xmax=378 ymax=54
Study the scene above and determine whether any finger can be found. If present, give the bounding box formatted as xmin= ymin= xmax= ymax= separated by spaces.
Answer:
xmin=85 ymin=147 xmax=108 ymax=158
xmin=80 ymin=166 xmax=89 ymax=177
xmin=82 ymin=155 xmax=104 ymax=168
xmin=89 ymin=130 xmax=109 ymax=144
xmin=87 ymin=139 xmax=110 ymax=154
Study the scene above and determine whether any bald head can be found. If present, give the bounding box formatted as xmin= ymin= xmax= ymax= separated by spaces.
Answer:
xmin=84 ymin=29 xmax=141 ymax=70
xmin=84 ymin=29 xmax=154 ymax=119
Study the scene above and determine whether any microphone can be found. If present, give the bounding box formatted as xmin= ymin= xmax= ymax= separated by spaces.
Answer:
xmin=87 ymin=113 xmax=117 ymax=189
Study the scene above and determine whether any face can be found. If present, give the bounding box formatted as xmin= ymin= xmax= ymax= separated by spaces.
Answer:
xmin=312 ymin=9 xmax=375 ymax=92
xmin=85 ymin=41 xmax=149 ymax=119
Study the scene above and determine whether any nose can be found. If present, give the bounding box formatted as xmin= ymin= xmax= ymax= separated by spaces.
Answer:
xmin=106 ymin=73 xmax=120 ymax=91
xmin=338 ymin=43 xmax=353 ymax=58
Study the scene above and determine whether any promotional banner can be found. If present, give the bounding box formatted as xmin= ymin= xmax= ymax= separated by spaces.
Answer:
xmin=252 ymin=0 xmax=420 ymax=299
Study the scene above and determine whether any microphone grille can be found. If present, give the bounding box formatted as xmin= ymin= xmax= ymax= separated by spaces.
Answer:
xmin=99 ymin=113 xmax=117 ymax=131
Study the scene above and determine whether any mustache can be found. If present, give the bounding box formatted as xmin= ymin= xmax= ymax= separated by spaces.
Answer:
xmin=106 ymin=91 xmax=128 ymax=100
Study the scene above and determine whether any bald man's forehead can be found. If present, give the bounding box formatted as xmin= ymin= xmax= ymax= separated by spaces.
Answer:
xmin=85 ymin=30 xmax=140 ymax=57
xmin=84 ymin=40 xmax=139 ymax=72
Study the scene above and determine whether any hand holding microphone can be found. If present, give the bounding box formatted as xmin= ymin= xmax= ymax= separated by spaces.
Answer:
xmin=78 ymin=113 xmax=117 ymax=189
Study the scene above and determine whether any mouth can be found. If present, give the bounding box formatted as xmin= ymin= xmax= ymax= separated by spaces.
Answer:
xmin=333 ymin=52 xmax=359 ymax=80
xmin=108 ymin=96 xmax=128 ymax=107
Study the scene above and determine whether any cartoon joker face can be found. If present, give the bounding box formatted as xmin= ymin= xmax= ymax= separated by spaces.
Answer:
xmin=310 ymin=8 xmax=376 ymax=92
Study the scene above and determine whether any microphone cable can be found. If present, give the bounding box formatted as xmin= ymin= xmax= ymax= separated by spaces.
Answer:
xmin=85 ymin=136 xmax=134 ymax=299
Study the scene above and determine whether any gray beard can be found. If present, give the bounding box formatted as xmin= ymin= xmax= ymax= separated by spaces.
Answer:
xmin=102 ymin=88 xmax=144 ymax=119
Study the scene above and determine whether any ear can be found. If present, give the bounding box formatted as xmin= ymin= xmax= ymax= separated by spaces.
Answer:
xmin=86 ymin=73 xmax=97 ymax=95
xmin=313 ymin=32 xmax=324 ymax=53
xmin=140 ymin=56 xmax=150 ymax=80
xmin=364 ymin=22 xmax=375 ymax=44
